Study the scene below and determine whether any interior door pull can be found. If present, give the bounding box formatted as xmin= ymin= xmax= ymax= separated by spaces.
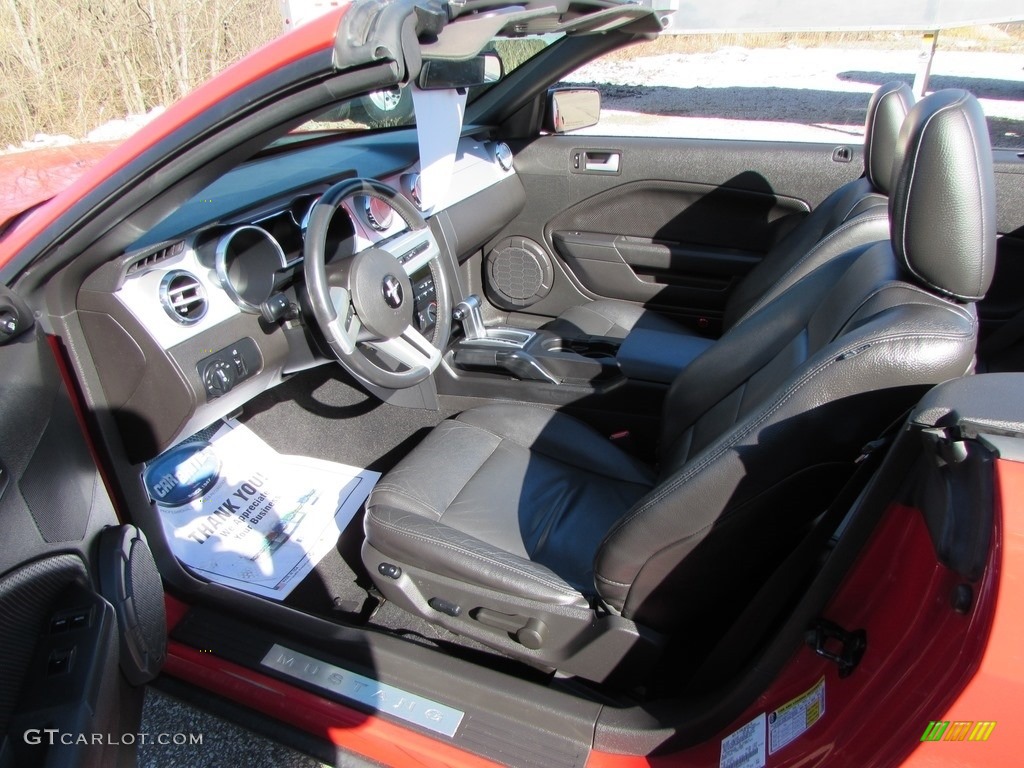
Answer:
xmin=583 ymin=151 xmax=620 ymax=173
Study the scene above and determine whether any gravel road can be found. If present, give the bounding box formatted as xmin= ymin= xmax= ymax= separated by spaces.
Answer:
xmin=138 ymin=688 xmax=334 ymax=768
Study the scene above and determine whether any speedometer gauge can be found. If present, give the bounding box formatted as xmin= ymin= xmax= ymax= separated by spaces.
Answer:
xmin=214 ymin=225 xmax=288 ymax=312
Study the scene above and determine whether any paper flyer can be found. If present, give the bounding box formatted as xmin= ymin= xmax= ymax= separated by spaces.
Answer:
xmin=144 ymin=420 xmax=379 ymax=600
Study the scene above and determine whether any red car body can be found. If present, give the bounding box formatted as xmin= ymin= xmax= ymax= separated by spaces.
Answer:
xmin=0 ymin=8 xmax=343 ymax=272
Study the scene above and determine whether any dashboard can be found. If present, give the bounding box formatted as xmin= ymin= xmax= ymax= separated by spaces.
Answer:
xmin=76 ymin=130 xmax=525 ymax=461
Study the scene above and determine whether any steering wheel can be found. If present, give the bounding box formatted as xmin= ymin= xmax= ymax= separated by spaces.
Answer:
xmin=303 ymin=178 xmax=451 ymax=389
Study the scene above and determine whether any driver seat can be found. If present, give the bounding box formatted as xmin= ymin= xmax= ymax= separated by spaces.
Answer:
xmin=362 ymin=90 xmax=995 ymax=682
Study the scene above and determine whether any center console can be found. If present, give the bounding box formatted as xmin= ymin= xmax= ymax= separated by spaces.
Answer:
xmin=410 ymin=265 xmax=438 ymax=337
xmin=449 ymin=296 xmax=621 ymax=385
xmin=439 ymin=295 xmax=687 ymax=459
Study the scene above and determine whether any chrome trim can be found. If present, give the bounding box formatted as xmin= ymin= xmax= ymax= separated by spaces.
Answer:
xmin=158 ymin=270 xmax=208 ymax=326
xmin=214 ymin=225 xmax=288 ymax=313
xmin=362 ymin=196 xmax=394 ymax=231
xmin=401 ymin=173 xmax=422 ymax=209
xmin=289 ymin=193 xmax=320 ymax=230
xmin=469 ymin=328 xmax=536 ymax=348
xmin=494 ymin=142 xmax=514 ymax=171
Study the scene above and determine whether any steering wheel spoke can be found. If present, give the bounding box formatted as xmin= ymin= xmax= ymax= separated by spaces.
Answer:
xmin=325 ymin=286 xmax=360 ymax=354
xmin=367 ymin=325 xmax=441 ymax=372
xmin=378 ymin=227 xmax=440 ymax=276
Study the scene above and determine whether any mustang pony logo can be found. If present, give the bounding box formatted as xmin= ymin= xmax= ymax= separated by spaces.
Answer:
xmin=381 ymin=274 xmax=404 ymax=308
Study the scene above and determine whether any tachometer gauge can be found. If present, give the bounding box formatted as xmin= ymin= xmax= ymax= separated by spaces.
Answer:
xmin=292 ymin=195 xmax=320 ymax=233
xmin=362 ymin=196 xmax=395 ymax=231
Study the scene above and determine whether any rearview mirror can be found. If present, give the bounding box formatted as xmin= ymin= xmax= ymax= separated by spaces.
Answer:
xmin=417 ymin=54 xmax=503 ymax=90
xmin=546 ymin=88 xmax=601 ymax=134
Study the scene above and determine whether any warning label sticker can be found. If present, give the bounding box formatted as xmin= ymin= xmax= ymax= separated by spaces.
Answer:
xmin=768 ymin=677 xmax=826 ymax=755
xmin=720 ymin=713 xmax=766 ymax=768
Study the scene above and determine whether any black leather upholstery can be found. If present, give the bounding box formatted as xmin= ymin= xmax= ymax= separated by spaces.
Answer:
xmin=864 ymin=80 xmax=916 ymax=194
xmin=599 ymin=243 xmax=977 ymax=626
xmin=544 ymin=297 xmax=683 ymax=339
xmin=544 ymin=82 xmax=914 ymax=344
xmin=362 ymin=90 xmax=993 ymax=672
xmin=367 ymin=405 xmax=654 ymax=604
xmin=889 ymin=89 xmax=996 ymax=301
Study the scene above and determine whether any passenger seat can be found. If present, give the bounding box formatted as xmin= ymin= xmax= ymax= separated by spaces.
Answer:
xmin=544 ymin=81 xmax=915 ymax=348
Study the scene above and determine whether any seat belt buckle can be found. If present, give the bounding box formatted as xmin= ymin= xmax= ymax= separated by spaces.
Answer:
xmin=609 ymin=430 xmax=634 ymax=452
xmin=855 ymin=437 xmax=888 ymax=463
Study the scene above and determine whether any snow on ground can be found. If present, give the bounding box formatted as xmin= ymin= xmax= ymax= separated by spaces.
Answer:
xmin=83 ymin=107 xmax=166 ymax=142
xmin=2 ymin=107 xmax=165 ymax=156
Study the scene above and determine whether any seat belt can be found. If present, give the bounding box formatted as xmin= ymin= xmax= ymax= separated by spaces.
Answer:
xmin=687 ymin=432 xmax=894 ymax=691
xmin=979 ymin=305 xmax=1024 ymax=362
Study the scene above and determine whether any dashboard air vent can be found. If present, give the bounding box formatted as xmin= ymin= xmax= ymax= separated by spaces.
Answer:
xmin=159 ymin=270 xmax=207 ymax=325
xmin=127 ymin=240 xmax=185 ymax=275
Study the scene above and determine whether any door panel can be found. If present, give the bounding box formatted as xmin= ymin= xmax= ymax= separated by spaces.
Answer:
xmin=547 ymin=178 xmax=802 ymax=312
xmin=491 ymin=135 xmax=864 ymax=329
xmin=980 ymin=151 xmax=1024 ymax=326
xmin=5 ymin=567 xmax=123 ymax=768
xmin=552 ymin=231 xmax=759 ymax=307
xmin=0 ymin=295 xmax=156 ymax=768
xmin=976 ymin=150 xmax=1024 ymax=371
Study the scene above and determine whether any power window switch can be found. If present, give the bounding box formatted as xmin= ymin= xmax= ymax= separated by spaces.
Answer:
xmin=48 ymin=647 xmax=75 ymax=676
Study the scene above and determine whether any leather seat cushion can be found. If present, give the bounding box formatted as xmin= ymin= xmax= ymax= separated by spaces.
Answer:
xmin=365 ymin=404 xmax=655 ymax=603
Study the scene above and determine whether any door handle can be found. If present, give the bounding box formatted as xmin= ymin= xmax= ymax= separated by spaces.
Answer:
xmin=573 ymin=150 xmax=621 ymax=174
xmin=584 ymin=151 xmax=620 ymax=173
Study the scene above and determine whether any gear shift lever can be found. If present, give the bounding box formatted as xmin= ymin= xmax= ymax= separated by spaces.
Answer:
xmin=453 ymin=294 xmax=486 ymax=340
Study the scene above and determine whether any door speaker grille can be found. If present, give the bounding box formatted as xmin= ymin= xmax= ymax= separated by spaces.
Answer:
xmin=486 ymin=237 xmax=552 ymax=309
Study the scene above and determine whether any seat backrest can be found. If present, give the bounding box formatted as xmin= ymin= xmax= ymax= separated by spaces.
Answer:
xmin=722 ymin=82 xmax=915 ymax=331
xmin=594 ymin=90 xmax=995 ymax=639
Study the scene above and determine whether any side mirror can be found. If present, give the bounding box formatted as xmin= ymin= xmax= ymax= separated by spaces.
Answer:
xmin=546 ymin=88 xmax=601 ymax=134
xmin=418 ymin=53 xmax=503 ymax=90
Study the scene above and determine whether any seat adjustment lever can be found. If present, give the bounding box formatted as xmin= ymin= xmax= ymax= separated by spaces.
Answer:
xmin=472 ymin=608 xmax=548 ymax=649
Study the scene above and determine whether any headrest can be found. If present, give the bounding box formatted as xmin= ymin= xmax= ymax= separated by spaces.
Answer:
xmin=863 ymin=81 xmax=915 ymax=194
xmin=889 ymin=89 xmax=996 ymax=302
